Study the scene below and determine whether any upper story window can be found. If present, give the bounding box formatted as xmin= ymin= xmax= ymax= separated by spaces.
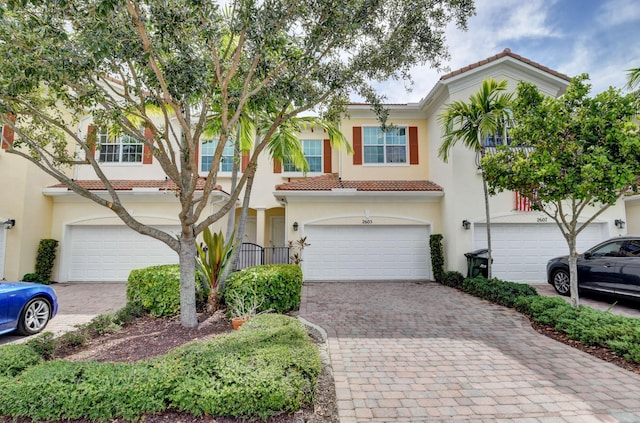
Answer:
xmin=283 ymin=140 xmax=323 ymax=173
xmin=363 ymin=127 xmax=407 ymax=164
xmin=483 ymin=129 xmax=512 ymax=147
xmin=98 ymin=129 xmax=143 ymax=163
xmin=200 ymin=139 xmax=235 ymax=173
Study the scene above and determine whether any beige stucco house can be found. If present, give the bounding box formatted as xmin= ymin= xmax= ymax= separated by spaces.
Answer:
xmin=1 ymin=49 xmax=636 ymax=283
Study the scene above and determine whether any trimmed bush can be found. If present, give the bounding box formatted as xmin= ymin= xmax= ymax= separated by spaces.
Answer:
xmin=514 ymin=295 xmax=640 ymax=364
xmin=0 ymin=314 xmax=321 ymax=422
xmin=21 ymin=272 xmax=47 ymax=284
xmin=441 ymin=270 xmax=464 ymax=288
xmin=429 ymin=234 xmax=445 ymax=282
xmin=35 ymin=239 xmax=58 ymax=282
xmin=225 ymin=264 xmax=303 ymax=314
xmin=165 ymin=314 xmax=321 ymax=420
xmin=0 ymin=361 xmax=170 ymax=422
xmin=25 ymin=332 xmax=57 ymax=360
xmin=0 ymin=344 xmax=43 ymax=377
xmin=461 ymin=276 xmax=539 ymax=308
xmin=127 ymin=264 xmax=206 ymax=317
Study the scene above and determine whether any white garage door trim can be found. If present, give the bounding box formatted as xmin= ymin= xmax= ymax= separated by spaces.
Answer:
xmin=474 ymin=222 xmax=608 ymax=283
xmin=64 ymin=225 xmax=180 ymax=282
xmin=303 ymin=225 xmax=431 ymax=281
xmin=0 ymin=227 xmax=6 ymax=280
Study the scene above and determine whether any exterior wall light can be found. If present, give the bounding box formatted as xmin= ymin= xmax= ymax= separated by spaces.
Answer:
xmin=3 ymin=219 xmax=15 ymax=229
xmin=615 ymin=219 xmax=625 ymax=229
xmin=462 ymin=219 xmax=471 ymax=230
xmin=293 ymin=221 xmax=299 ymax=231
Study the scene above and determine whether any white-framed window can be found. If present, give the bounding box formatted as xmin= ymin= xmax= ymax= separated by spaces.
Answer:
xmin=363 ymin=127 xmax=407 ymax=164
xmin=98 ymin=129 xmax=143 ymax=163
xmin=200 ymin=139 xmax=235 ymax=173
xmin=283 ymin=139 xmax=323 ymax=173
xmin=483 ymin=128 xmax=512 ymax=147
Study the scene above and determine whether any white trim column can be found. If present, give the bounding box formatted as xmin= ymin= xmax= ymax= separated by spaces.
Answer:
xmin=256 ymin=208 xmax=266 ymax=247
xmin=0 ymin=227 xmax=6 ymax=280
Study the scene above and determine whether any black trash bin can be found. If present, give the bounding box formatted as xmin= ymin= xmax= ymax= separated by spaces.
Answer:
xmin=465 ymin=249 xmax=489 ymax=278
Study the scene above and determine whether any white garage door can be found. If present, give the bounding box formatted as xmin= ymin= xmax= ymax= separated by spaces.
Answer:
xmin=303 ymin=225 xmax=431 ymax=281
xmin=0 ymin=227 xmax=6 ymax=279
xmin=67 ymin=225 xmax=180 ymax=282
xmin=474 ymin=223 xmax=607 ymax=283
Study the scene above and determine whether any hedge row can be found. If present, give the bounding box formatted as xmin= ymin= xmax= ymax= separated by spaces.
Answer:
xmin=0 ymin=314 xmax=321 ymax=421
xmin=225 ymin=264 xmax=303 ymax=314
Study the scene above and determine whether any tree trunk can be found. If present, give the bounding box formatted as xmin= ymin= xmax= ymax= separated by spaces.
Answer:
xmin=178 ymin=230 xmax=199 ymax=328
xmin=481 ymin=171 xmax=493 ymax=280
xmin=567 ymin=234 xmax=580 ymax=308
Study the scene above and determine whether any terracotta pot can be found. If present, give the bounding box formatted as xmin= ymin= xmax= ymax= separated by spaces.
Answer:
xmin=232 ymin=316 xmax=249 ymax=330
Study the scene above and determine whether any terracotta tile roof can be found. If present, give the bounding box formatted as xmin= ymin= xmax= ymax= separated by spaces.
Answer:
xmin=275 ymin=173 xmax=443 ymax=192
xmin=440 ymin=48 xmax=571 ymax=82
xmin=49 ymin=179 xmax=224 ymax=192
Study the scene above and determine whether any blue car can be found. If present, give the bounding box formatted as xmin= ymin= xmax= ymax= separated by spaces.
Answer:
xmin=0 ymin=282 xmax=58 ymax=336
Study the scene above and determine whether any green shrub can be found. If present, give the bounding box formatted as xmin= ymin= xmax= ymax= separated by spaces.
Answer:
xmin=164 ymin=314 xmax=321 ymax=420
xmin=461 ymin=276 xmax=538 ymax=307
xmin=113 ymin=300 xmax=146 ymax=325
xmin=441 ymin=270 xmax=464 ymax=288
xmin=25 ymin=332 xmax=57 ymax=360
xmin=127 ymin=264 xmax=206 ymax=317
xmin=514 ymin=295 xmax=640 ymax=364
xmin=21 ymin=272 xmax=47 ymax=284
xmin=57 ymin=331 xmax=88 ymax=349
xmin=0 ymin=361 xmax=170 ymax=421
xmin=0 ymin=314 xmax=320 ymax=422
xmin=429 ymin=234 xmax=445 ymax=282
xmin=35 ymin=239 xmax=58 ymax=282
xmin=86 ymin=314 xmax=121 ymax=336
xmin=609 ymin=333 xmax=640 ymax=363
xmin=224 ymin=264 xmax=303 ymax=314
xmin=514 ymin=295 xmax=579 ymax=326
xmin=0 ymin=344 xmax=43 ymax=377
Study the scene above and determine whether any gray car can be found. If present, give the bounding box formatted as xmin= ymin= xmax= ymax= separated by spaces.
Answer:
xmin=546 ymin=236 xmax=640 ymax=300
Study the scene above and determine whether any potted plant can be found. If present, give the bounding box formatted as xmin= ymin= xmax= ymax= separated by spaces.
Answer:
xmin=226 ymin=288 xmax=265 ymax=330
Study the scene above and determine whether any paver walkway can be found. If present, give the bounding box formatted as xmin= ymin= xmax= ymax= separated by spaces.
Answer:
xmin=300 ymin=281 xmax=640 ymax=423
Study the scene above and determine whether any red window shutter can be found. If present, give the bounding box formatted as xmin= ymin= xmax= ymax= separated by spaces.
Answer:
xmin=409 ymin=126 xmax=419 ymax=165
xmin=1 ymin=115 xmax=15 ymax=149
xmin=87 ymin=124 xmax=96 ymax=157
xmin=241 ymin=151 xmax=250 ymax=172
xmin=273 ymin=158 xmax=282 ymax=173
xmin=352 ymin=127 xmax=362 ymax=165
xmin=323 ymin=139 xmax=332 ymax=173
xmin=143 ymin=127 xmax=154 ymax=164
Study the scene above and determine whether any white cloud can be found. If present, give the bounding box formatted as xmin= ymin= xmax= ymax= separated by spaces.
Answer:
xmin=597 ymin=0 xmax=640 ymax=26
xmin=371 ymin=0 xmax=640 ymax=103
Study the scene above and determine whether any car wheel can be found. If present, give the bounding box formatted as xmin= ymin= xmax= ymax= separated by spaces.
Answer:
xmin=16 ymin=297 xmax=51 ymax=336
xmin=552 ymin=269 xmax=571 ymax=296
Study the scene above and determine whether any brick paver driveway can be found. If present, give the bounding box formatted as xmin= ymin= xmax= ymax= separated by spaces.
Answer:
xmin=300 ymin=281 xmax=640 ymax=422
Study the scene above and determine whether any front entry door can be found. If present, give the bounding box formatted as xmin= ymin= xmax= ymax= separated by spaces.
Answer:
xmin=270 ymin=217 xmax=285 ymax=247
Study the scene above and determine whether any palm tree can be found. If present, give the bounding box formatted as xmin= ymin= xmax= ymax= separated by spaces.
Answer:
xmin=438 ymin=78 xmax=514 ymax=279
xmin=210 ymin=105 xmax=351 ymax=294
xmin=627 ymin=67 xmax=640 ymax=98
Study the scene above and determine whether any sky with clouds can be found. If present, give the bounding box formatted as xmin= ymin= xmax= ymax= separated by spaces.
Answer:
xmin=374 ymin=0 xmax=640 ymax=103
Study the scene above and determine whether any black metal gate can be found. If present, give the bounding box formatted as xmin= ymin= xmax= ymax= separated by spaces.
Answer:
xmin=235 ymin=243 xmax=290 ymax=270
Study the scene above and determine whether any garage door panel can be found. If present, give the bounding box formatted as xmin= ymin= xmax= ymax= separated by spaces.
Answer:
xmin=304 ymin=225 xmax=430 ymax=281
xmin=474 ymin=223 xmax=607 ymax=283
xmin=68 ymin=225 xmax=179 ymax=282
